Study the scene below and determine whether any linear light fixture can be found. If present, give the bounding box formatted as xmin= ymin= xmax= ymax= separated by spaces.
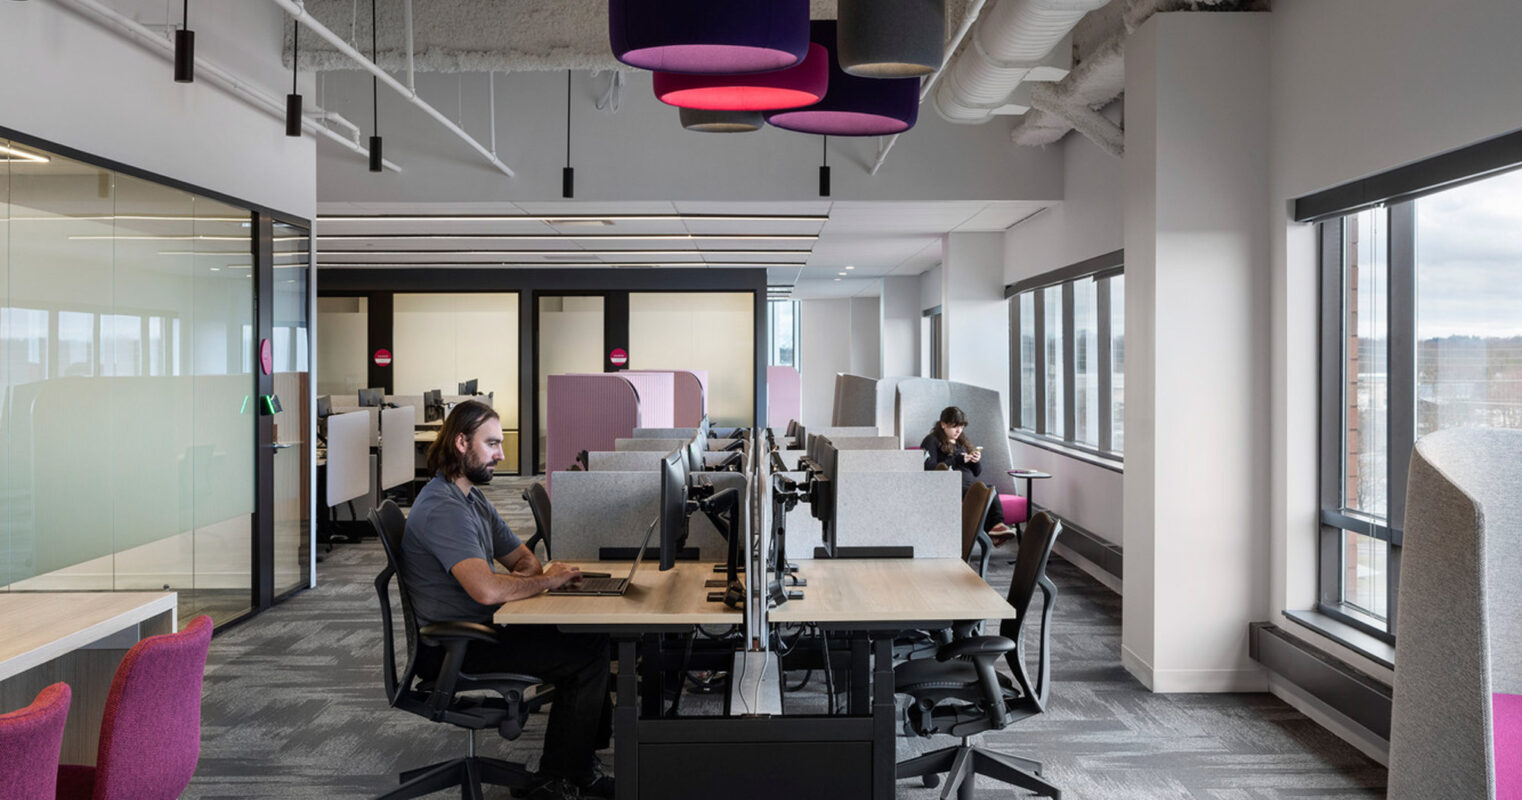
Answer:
xmin=316 ymin=262 xmax=807 ymax=269
xmin=0 ymin=144 xmax=51 ymax=164
xmin=314 ymin=233 xmax=818 ymax=241
xmin=71 ymin=235 xmax=303 ymax=242
xmin=312 ymin=248 xmax=813 ymax=257
xmin=316 ymin=213 xmax=828 ymax=223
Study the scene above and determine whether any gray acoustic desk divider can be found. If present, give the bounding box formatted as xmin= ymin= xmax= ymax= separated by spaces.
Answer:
xmin=330 ymin=405 xmax=381 ymax=447
xmin=824 ymin=436 xmax=900 ymax=451
xmin=632 ymin=427 xmax=698 ymax=439
xmin=385 ymin=395 xmax=426 ymax=425
xmin=589 ymin=451 xmax=667 ymax=471
xmin=549 ymin=471 xmax=749 ymax=561
xmin=808 ymin=426 xmax=880 ymax=439
xmin=324 ymin=411 xmax=371 ymax=509
xmin=379 ymin=406 xmax=415 ymax=492
xmin=831 ymin=373 xmax=910 ymax=437
xmin=614 ymin=437 xmax=688 ymax=452
xmin=812 ymin=441 xmax=960 ymax=560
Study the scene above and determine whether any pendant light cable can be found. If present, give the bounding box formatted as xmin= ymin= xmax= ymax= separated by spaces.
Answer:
xmin=562 ymin=70 xmax=575 ymax=198
xmin=367 ymin=0 xmax=383 ymax=171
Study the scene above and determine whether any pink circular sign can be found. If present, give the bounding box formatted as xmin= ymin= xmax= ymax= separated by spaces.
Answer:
xmin=259 ymin=339 xmax=273 ymax=375
xmin=374 ymin=348 xmax=393 ymax=367
xmin=610 ymin=347 xmax=629 ymax=367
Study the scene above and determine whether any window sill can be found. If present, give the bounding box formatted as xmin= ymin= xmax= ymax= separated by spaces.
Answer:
xmin=1007 ymin=431 xmax=1123 ymax=473
xmin=1282 ymin=609 xmax=1395 ymax=671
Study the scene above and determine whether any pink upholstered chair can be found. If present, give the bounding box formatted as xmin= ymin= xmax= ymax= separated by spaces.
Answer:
xmin=57 ymin=614 xmax=214 ymax=800
xmin=0 ymin=682 xmax=72 ymax=800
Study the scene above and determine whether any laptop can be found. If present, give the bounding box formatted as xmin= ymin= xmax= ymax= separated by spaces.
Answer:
xmin=547 ymin=519 xmax=657 ymax=596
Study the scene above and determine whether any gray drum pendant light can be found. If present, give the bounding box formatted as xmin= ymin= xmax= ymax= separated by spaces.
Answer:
xmin=679 ymin=108 xmax=765 ymax=133
xmin=837 ymin=0 xmax=945 ymax=78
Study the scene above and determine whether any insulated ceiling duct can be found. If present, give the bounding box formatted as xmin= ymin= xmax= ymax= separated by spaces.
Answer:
xmin=933 ymin=0 xmax=1111 ymax=124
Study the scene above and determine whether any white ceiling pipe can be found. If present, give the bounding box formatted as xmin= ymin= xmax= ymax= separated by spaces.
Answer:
xmin=871 ymin=0 xmax=992 ymax=175
xmin=270 ymin=0 xmax=516 ymax=178
xmin=933 ymin=0 xmax=1110 ymax=124
xmin=55 ymin=0 xmax=402 ymax=172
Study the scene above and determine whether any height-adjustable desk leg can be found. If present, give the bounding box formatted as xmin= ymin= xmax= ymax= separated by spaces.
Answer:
xmin=872 ymin=636 xmax=895 ymax=799
xmin=615 ymin=637 xmax=639 ymax=800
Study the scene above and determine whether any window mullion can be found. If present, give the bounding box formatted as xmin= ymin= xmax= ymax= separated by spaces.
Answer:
xmin=1033 ymin=290 xmax=1046 ymax=436
xmin=1387 ymin=201 xmax=1416 ymax=546
xmin=1063 ymin=281 xmax=1076 ymax=442
xmin=1097 ymin=277 xmax=1113 ymax=452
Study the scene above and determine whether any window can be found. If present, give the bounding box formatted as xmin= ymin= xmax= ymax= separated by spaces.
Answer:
xmin=1008 ymin=251 xmax=1124 ymax=459
xmin=768 ymin=298 xmax=799 ymax=369
xmin=1314 ymin=158 xmax=1522 ymax=641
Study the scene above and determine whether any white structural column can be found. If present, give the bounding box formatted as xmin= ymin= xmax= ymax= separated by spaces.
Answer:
xmin=880 ymin=276 xmax=921 ymax=377
xmin=849 ymin=296 xmax=882 ymax=379
xmin=941 ymin=232 xmax=1010 ymax=407
xmin=1121 ymin=12 xmax=1272 ymax=692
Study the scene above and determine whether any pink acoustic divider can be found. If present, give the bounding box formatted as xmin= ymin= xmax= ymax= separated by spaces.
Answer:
xmin=1497 ymin=693 xmax=1522 ymax=799
xmin=546 ymin=375 xmax=641 ymax=492
xmin=616 ymin=371 xmax=675 ymax=428
xmin=768 ymin=366 xmax=801 ymax=428
xmin=629 ymin=370 xmax=707 ymax=426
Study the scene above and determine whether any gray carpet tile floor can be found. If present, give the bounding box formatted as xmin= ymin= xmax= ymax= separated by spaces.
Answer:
xmin=186 ymin=475 xmax=1387 ymax=799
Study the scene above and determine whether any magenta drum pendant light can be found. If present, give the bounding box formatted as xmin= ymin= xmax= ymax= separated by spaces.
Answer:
xmin=654 ymin=43 xmax=828 ymax=111
xmin=610 ymin=0 xmax=811 ymax=74
xmin=765 ymin=21 xmax=920 ymax=137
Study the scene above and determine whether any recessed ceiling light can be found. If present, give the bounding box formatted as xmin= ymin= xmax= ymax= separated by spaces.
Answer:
xmin=317 ymin=213 xmax=828 ymax=223
xmin=0 ymin=144 xmax=50 ymax=164
xmin=311 ymin=248 xmax=813 ymax=257
xmin=845 ymin=265 xmax=855 ymax=270
xmin=838 ymin=272 xmax=847 ymax=276
xmin=834 ymin=278 xmax=841 ymax=282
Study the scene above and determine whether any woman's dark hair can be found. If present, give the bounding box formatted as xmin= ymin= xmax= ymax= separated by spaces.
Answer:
xmin=427 ymin=400 xmax=500 ymax=478
xmin=929 ymin=406 xmax=974 ymax=455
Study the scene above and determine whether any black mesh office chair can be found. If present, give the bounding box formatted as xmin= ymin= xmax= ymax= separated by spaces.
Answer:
xmin=895 ymin=511 xmax=1064 ymax=799
xmin=370 ymin=500 xmax=543 ymax=800
xmin=521 ymin=482 xmax=552 ymax=560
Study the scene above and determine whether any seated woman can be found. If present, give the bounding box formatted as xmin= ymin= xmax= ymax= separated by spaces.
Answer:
xmin=920 ymin=406 xmax=1011 ymax=537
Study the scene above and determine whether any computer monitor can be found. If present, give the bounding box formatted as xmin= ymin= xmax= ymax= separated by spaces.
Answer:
xmin=658 ymin=448 xmax=690 ymax=571
xmin=316 ymin=395 xmax=333 ymax=418
xmin=684 ymin=434 xmax=704 ymax=475
xmin=458 ymin=378 xmax=479 ymax=395
xmin=358 ymin=387 xmax=384 ymax=407
xmin=424 ymin=389 xmax=444 ymax=421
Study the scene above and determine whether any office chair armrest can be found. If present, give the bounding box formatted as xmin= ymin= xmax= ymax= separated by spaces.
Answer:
xmin=935 ymin=635 xmax=1015 ymax=663
xmin=418 ymin=621 xmax=500 ymax=645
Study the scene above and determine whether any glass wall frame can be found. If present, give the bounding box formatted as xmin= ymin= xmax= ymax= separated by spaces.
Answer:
xmin=0 ymin=129 xmax=313 ymax=627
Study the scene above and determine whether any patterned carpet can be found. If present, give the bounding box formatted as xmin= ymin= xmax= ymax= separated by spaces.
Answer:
xmin=185 ymin=475 xmax=1387 ymax=799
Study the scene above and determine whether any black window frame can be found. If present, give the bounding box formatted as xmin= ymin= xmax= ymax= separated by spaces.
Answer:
xmin=1007 ymin=249 xmax=1124 ymax=462
xmin=1301 ymin=128 xmax=1522 ymax=646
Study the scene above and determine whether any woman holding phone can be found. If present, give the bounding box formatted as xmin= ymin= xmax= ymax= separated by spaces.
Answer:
xmin=920 ymin=406 xmax=1010 ymax=535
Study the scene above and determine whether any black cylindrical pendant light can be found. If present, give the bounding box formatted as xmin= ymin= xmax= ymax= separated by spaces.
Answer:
xmin=368 ymin=0 xmax=383 ymax=172
xmin=837 ymin=0 xmax=945 ymax=78
xmin=818 ymin=136 xmax=831 ymax=197
xmin=562 ymin=70 xmax=575 ymax=198
xmin=285 ymin=20 xmax=303 ymax=137
xmin=173 ymin=0 xmax=194 ymax=83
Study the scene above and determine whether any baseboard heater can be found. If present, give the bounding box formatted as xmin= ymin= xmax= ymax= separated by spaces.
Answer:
xmin=1248 ymin=622 xmax=1392 ymax=740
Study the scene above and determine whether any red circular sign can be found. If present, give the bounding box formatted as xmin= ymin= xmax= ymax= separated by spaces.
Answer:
xmin=374 ymin=348 xmax=393 ymax=367
xmin=259 ymin=339 xmax=273 ymax=375
xmin=609 ymin=347 xmax=629 ymax=367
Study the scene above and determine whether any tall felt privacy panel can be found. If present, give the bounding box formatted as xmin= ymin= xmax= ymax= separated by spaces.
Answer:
xmin=1389 ymin=428 xmax=1522 ymax=800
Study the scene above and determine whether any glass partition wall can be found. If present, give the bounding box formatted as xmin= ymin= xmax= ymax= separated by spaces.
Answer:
xmin=0 ymin=137 xmax=310 ymax=627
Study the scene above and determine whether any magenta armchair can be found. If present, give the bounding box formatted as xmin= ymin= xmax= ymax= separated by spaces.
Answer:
xmin=0 ymin=682 xmax=71 ymax=800
xmin=57 ymin=614 xmax=213 ymax=800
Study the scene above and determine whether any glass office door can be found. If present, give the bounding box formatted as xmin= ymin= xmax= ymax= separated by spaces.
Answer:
xmin=536 ymin=295 xmax=604 ymax=472
xmin=272 ymin=223 xmax=310 ymax=598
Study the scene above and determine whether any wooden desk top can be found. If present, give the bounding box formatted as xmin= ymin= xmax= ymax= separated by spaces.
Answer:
xmin=493 ymin=561 xmax=742 ymax=627
xmin=770 ymin=559 xmax=1015 ymax=625
xmin=0 ymin=592 xmax=177 ymax=681
xmin=414 ymin=431 xmax=438 ymax=444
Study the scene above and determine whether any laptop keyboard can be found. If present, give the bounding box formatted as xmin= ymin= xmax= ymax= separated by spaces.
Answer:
xmin=568 ymin=577 xmax=624 ymax=593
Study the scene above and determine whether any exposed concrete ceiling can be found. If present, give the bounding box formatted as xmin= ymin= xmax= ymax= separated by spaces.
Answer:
xmin=287 ymin=0 xmax=979 ymax=74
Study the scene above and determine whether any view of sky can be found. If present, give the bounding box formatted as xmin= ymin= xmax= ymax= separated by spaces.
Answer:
xmin=1415 ymin=167 xmax=1522 ymax=338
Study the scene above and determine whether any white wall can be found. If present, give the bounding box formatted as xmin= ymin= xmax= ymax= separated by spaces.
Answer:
xmin=316 ymin=297 xmax=368 ymax=396
xmin=1265 ymin=0 xmax=1522 ymax=691
xmin=848 ymin=296 xmax=881 ymax=379
xmin=393 ymin=293 xmax=520 ymax=424
xmin=798 ymin=298 xmax=853 ymax=428
xmin=1003 ymin=113 xmax=1127 ymax=549
xmin=880 ymin=276 xmax=920 ymax=377
xmin=1121 ymin=12 xmax=1271 ymax=694
xmin=942 ymin=232 xmax=1008 ymax=406
xmin=1 ymin=1 xmax=316 ymax=219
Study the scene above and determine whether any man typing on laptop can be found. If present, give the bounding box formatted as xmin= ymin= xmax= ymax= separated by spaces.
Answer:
xmin=403 ymin=400 xmax=613 ymax=800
